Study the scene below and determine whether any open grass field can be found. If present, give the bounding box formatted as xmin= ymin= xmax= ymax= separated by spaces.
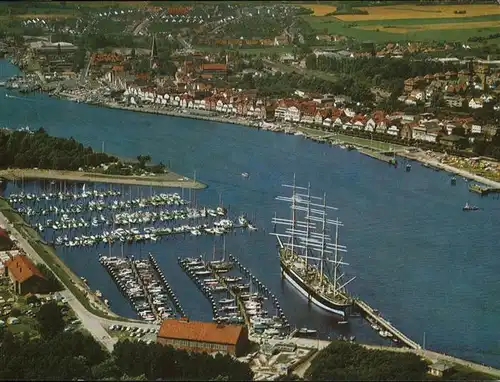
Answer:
xmin=297 ymin=3 xmax=337 ymax=16
xmin=359 ymin=20 xmax=500 ymax=34
xmin=303 ymin=12 xmax=500 ymax=42
xmin=335 ymin=4 xmax=500 ymax=21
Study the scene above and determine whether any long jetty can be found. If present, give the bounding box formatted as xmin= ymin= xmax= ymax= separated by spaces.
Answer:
xmin=148 ymin=253 xmax=186 ymax=318
xmin=227 ymin=253 xmax=290 ymax=330
xmin=354 ymin=298 xmax=421 ymax=350
xmin=130 ymin=258 xmax=159 ymax=321
xmin=206 ymin=261 xmax=249 ymax=326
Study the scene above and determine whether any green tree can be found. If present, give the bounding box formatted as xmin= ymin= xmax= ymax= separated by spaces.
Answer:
xmin=35 ymin=301 xmax=65 ymax=339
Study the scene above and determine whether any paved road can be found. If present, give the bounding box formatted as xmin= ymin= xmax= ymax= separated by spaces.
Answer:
xmin=0 ymin=212 xmax=159 ymax=352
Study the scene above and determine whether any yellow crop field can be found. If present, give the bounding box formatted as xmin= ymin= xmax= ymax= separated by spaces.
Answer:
xmin=336 ymin=4 xmax=500 ymax=21
xmin=359 ymin=20 xmax=500 ymax=34
xmin=298 ymin=4 xmax=337 ymax=16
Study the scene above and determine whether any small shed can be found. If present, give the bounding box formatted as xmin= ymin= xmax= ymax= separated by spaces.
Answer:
xmin=428 ymin=362 xmax=453 ymax=377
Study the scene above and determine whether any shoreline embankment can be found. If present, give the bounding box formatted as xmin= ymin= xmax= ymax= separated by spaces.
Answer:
xmin=48 ymin=91 xmax=500 ymax=189
xmin=0 ymin=168 xmax=207 ymax=189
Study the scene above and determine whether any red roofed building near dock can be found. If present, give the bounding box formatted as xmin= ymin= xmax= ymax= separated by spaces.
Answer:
xmin=3 ymin=254 xmax=48 ymax=295
xmin=157 ymin=318 xmax=249 ymax=356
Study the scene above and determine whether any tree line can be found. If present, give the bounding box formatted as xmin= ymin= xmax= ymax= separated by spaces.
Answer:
xmin=0 ymin=128 xmax=166 ymax=175
xmin=0 ymin=301 xmax=253 ymax=381
xmin=305 ymin=341 xmax=495 ymax=381
xmin=0 ymin=128 xmax=118 ymax=170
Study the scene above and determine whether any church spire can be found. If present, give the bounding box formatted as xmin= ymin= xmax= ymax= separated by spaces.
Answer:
xmin=150 ymin=34 xmax=159 ymax=70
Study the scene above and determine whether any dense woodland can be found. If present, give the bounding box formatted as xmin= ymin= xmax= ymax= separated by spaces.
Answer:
xmin=305 ymin=341 xmax=495 ymax=381
xmin=306 ymin=56 xmax=460 ymax=98
xmin=0 ymin=302 xmax=253 ymax=381
xmin=0 ymin=128 xmax=165 ymax=175
xmin=0 ymin=128 xmax=117 ymax=170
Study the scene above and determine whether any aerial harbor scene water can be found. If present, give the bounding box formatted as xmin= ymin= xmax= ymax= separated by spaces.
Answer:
xmin=1 ymin=55 xmax=500 ymax=375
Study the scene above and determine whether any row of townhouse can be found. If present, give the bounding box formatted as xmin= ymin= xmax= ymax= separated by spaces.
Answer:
xmin=123 ymin=84 xmax=498 ymax=142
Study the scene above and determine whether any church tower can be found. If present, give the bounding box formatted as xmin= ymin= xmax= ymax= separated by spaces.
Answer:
xmin=150 ymin=34 xmax=159 ymax=70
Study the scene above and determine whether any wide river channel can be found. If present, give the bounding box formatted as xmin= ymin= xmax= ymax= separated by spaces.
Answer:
xmin=1 ymin=60 xmax=499 ymax=367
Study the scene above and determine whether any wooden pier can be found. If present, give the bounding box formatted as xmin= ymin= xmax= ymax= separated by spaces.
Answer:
xmin=207 ymin=263 xmax=250 ymax=327
xmin=354 ymin=299 xmax=421 ymax=350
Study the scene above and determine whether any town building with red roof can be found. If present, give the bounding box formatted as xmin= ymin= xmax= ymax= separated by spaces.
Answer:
xmin=3 ymin=254 xmax=48 ymax=295
xmin=157 ymin=318 xmax=249 ymax=356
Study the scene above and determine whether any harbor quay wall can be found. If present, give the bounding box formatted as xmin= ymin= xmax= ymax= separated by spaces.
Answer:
xmin=398 ymin=152 xmax=500 ymax=189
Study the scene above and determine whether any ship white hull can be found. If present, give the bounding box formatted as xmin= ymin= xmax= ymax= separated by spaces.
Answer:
xmin=282 ymin=264 xmax=346 ymax=318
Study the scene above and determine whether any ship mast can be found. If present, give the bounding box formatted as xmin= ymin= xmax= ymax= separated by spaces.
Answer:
xmin=333 ymin=215 xmax=339 ymax=295
xmin=304 ymin=182 xmax=311 ymax=267
xmin=320 ymin=192 xmax=326 ymax=288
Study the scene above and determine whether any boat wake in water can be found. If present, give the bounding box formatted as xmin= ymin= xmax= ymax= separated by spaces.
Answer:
xmin=5 ymin=93 xmax=35 ymax=101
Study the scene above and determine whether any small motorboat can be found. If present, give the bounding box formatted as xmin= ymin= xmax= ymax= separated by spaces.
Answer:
xmin=451 ymin=176 xmax=457 ymax=185
xmin=405 ymin=164 xmax=411 ymax=172
xmin=298 ymin=328 xmax=317 ymax=336
xmin=463 ymin=202 xmax=479 ymax=211
xmin=241 ymin=172 xmax=249 ymax=178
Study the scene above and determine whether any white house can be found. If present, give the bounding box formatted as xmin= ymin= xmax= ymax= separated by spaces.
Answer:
xmin=322 ymin=118 xmax=332 ymax=128
xmin=314 ymin=111 xmax=324 ymax=125
xmin=365 ymin=118 xmax=376 ymax=132
xmin=285 ymin=106 xmax=301 ymax=122
xmin=342 ymin=121 xmax=353 ymax=130
xmin=471 ymin=124 xmax=482 ymax=134
xmin=469 ymin=98 xmax=483 ymax=109
xmin=275 ymin=106 xmax=287 ymax=120
xmin=352 ymin=120 xmax=365 ymax=130
xmin=386 ymin=125 xmax=400 ymax=137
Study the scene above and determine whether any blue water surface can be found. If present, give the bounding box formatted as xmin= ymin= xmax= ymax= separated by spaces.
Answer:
xmin=1 ymin=60 xmax=499 ymax=367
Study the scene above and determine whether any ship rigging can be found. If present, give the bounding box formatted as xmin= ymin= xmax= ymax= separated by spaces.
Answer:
xmin=270 ymin=175 xmax=355 ymax=317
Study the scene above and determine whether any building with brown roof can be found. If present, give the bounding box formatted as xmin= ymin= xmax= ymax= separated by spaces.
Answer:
xmin=200 ymin=63 xmax=227 ymax=76
xmin=157 ymin=318 xmax=249 ymax=356
xmin=3 ymin=254 xmax=48 ymax=295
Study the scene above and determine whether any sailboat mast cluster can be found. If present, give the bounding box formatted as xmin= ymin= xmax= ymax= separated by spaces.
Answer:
xmin=270 ymin=175 xmax=355 ymax=318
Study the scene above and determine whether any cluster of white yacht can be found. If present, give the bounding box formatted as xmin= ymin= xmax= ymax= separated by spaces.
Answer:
xmin=38 ymin=206 xmax=228 ymax=232
xmin=99 ymin=255 xmax=179 ymax=322
xmin=8 ymin=189 xmax=121 ymax=203
xmin=55 ymin=218 xmax=245 ymax=247
xmin=12 ymin=193 xmax=191 ymax=218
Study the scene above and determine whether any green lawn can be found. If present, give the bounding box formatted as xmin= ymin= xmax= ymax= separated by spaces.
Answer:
xmin=303 ymin=14 xmax=500 ymax=42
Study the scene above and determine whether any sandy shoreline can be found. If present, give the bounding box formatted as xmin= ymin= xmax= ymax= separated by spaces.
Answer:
xmin=0 ymin=168 xmax=207 ymax=189
xmin=55 ymin=92 xmax=500 ymax=188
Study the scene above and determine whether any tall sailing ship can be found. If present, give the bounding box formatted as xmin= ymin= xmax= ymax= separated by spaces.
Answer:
xmin=270 ymin=176 xmax=355 ymax=318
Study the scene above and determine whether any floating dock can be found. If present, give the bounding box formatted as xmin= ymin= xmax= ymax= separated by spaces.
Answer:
xmin=148 ymin=253 xmax=185 ymax=317
xmin=354 ymin=299 xmax=420 ymax=350
xmin=468 ymin=183 xmax=500 ymax=195
xmin=227 ymin=253 xmax=290 ymax=332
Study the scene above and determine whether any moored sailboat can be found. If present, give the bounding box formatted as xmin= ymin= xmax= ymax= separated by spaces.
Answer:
xmin=270 ymin=175 xmax=355 ymax=318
